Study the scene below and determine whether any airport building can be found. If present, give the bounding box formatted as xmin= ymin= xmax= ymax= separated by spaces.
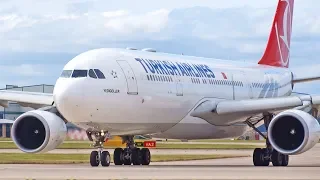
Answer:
xmin=0 ymin=84 xmax=83 ymax=139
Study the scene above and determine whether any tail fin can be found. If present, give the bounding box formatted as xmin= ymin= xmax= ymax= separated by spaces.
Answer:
xmin=258 ymin=0 xmax=294 ymax=68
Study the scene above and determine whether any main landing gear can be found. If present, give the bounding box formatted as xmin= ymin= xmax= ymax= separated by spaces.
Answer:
xmin=246 ymin=113 xmax=289 ymax=167
xmin=113 ymin=136 xmax=151 ymax=166
xmin=87 ymin=132 xmax=151 ymax=167
xmin=87 ymin=131 xmax=111 ymax=167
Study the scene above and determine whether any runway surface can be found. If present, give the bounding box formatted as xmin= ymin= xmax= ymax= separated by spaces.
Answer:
xmin=2 ymin=144 xmax=320 ymax=179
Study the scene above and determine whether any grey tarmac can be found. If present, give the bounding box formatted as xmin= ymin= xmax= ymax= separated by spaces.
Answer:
xmin=1 ymin=144 xmax=320 ymax=180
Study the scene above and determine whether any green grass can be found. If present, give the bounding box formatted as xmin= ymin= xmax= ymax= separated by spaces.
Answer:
xmin=0 ymin=153 xmax=248 ymax=164
xmin=0 ymin=141 xmax=262 ymax=149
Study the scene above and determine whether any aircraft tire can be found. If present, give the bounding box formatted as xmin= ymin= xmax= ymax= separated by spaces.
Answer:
xmin=281 ymin=154 xmax=289 ymax=166
xmin=271 ymin=150 xmax=283 ymax=166
xmin=141 ymin=148 xmax=151 ymax=165
xmin=272 ymin=150 xmax=289 ymax=166
xmin=132 ymin=148 xmax=141 ymax=165
xmin=90 ymin=151 xmax=100 ymax=167
xmin=101 ymin=151 xmax=111 ymax=167
xmin=114 ymin=148 xmax=124 ymax=165
xmin=123 ymin=148 xmax=132 ymax=165
xmin=253 ymin=148 xmax=269 ymax=166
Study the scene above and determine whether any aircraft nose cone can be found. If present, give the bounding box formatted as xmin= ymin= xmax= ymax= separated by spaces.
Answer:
xmin=54 ymin=78 xmax=83 ymax=120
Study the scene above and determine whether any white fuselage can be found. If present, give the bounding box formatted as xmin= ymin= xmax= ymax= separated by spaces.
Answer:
xmin=53 ymin=48 xmax=293 ymax=140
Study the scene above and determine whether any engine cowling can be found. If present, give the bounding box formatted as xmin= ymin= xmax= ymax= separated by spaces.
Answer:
xmin=11 ymin=110 xmax=67 ymax=153
xmin=268 ymin=109 xmax=320 ymax=155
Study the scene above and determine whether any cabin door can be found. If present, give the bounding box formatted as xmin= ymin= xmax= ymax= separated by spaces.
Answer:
xmin=117 ymin=60 xmax=138 ymax=95
xmin=232 ymin=71 xmax=253 ymax=100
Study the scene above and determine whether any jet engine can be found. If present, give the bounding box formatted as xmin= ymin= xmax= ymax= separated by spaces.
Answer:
xmin=11 ymin=110 xmax=67 ymax=153
xmin=268 ymin=109 xmax=320 ymax=155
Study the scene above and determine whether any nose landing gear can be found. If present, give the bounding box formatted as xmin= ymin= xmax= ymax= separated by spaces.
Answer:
xmin=87 ymin=131 xmax=111 ymax=167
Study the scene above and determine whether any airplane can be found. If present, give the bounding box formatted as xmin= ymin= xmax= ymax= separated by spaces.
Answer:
xmin=1 ymin=0 xmax=320 ymax=167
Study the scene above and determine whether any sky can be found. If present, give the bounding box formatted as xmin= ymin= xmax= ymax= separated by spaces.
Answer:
xmin=0 ymin=0 xmax=319 ymax=94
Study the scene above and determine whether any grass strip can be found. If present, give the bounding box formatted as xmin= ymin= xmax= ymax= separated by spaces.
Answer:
xmin=0 ymin=153 xmax=248 ymax=164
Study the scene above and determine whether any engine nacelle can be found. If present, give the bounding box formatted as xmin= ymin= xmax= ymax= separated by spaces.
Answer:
xmin=11 ymin=110 xmax=67 ymax=153
xmin=268 ymin=109 xmax=320 ymax=155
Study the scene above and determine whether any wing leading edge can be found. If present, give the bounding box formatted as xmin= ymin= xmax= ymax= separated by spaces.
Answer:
xmin=0 ymin=90 xmax=53 ymax=109
xmin=291 ymin=65 xmax=320 ymax=84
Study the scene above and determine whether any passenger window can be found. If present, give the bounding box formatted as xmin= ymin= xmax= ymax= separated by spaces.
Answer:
xmin=94 ymin=69 xmax=105 ymax=79
xmin=72 ymin=70 xmax=87 ymax=78
xmin=60 ymin=70 xmax=73 ymax=78
xmin=89 ymin=69 xmax=97 ymax=79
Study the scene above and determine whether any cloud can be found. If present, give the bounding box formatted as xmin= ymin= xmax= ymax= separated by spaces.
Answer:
xmin=0 ymin=0 xmax=318 ymax=93
xmin=102 ymin=10 xmax=129 ymax=18
xmin=0 ymin=9 xmax=171 ymax=53
xmin=0 ymin=1 xmax=318 ymax=56
xmin=104 ymin=9 xmax=170 ymax=35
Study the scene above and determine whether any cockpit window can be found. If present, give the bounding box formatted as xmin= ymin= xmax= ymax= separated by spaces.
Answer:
xmin=94 ymin=69 xmax=105 ymax=79
xmin=89 ymin=69 xmax=97 ymax=79
xmin=60 ymin=70 xmax=73 ymax=78
xmin=72 ymin=70 xmax=88 ymax=78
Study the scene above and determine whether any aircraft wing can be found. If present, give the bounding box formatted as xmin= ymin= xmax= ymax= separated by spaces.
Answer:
xmin=291 ymin=65 xmax=320 ymax=84
xmin=0 ymin=90 xmax=53 ymax=109
xmin=0 ymin=119 xmax=14 ymax=124
xmin=190 ymin=94 xmax=320 ymax=126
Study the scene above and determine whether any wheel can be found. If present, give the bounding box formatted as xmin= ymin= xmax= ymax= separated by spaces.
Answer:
xmin=253 ymin=148 xmax=262 ymax=166
xmin=260 ymin=148 xmax=270 ymax=166
xmin=114 ymin=148 xmax=124 ymax=165
xmin=253 ymin=148 xmax=269 ymax=166
xmin=123 ymin=148 xmax=132 ymax=165
xmin=132 ymin=148 xmax=141 ymax=165
xmin=271 ymin=150 xmax=283 ymax=166
xmin=281 ymin=154 xmax=289 ymax=166
xmin=90 ymin=151 xmax=100 ymax=167
xmin=101 ymin=151 xmax=111 ymax=167
xmin=141 ymin=148 xmax=151 ymax=165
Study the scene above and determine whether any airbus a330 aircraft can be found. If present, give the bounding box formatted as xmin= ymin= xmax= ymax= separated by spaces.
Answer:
xmin=2 ymin=0 xmax=320 ymax=167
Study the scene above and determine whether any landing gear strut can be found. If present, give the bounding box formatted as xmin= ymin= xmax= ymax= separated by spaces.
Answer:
xmin=113 ymin=136 xmax=151 ymax=166
xmin=246 ymin=113 xmax=289 ymax=167
xmin=87 ymin=131 xmax=111 ymax=167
